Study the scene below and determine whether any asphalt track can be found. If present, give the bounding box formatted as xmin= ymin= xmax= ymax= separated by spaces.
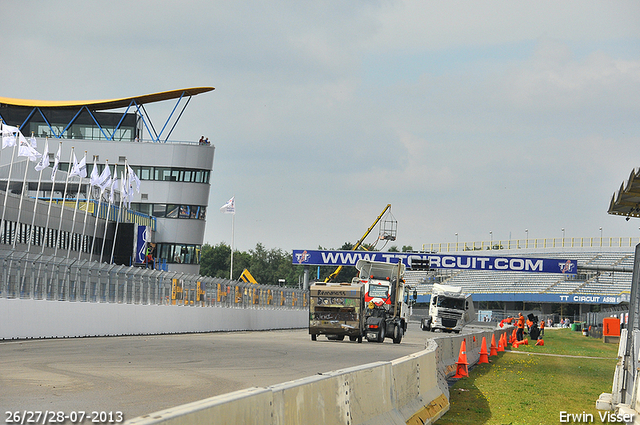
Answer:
xmin=1 ymin=322 xmax=447 ymax=421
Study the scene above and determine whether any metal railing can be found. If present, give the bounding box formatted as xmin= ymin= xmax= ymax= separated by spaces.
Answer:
xmin=422 ymin=237 xmax=640 ymax=253
xmin=0 ymin=252 xmax=307 ymax=309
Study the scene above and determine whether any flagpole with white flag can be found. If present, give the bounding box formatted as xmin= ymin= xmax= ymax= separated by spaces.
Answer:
xmin=78 ymin=156 xmax=100 ymax=261
xmin=42 ymin=142 xmax=62 ymax=255
xmin=53 ymin=147 xmax=76 ymax=258
xmin=13 ymin=133 xmax=43 ymax=248
xmin=0 ymin=125 xmax=19 ymax=244
xmin=27 ymin=139 xmax=50 ymax=254
xmin=100 ymin=163 xmax=117 ymax=263
xmin=110 ymin=168 xmax=127 ymax=264
xmin=66 ymin=151 xmax=87 ymax=258
xmin=220 ymin=196 xmax=235 ymax=279
xmin=90 ymin=159 xmax=111 ymax=261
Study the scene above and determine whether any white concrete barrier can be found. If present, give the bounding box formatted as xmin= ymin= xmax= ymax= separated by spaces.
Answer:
xmin=121 ymin=327 xmax=511 ymax=425
xmin=0 ymin=298 xmax=307 ymax=339
xmin=126 ymin=387 xmax=273 ymax=425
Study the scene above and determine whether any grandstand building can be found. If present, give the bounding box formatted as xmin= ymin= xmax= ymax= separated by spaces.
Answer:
xmin=0 ymin=88 xmax=215 ymax=274
xmin=405 ymin=239 xmax=636 ymax=318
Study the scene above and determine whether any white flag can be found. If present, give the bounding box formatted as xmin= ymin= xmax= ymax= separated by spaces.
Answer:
xmin=69 ymin=152 xmax=87 ymax=178
xmin=220 ymin=196 xmax=235 ymax=214
xmin=34 ymin=142 xmax=50 ymax=172
xmin=97 ymin=165 xmax=111 ymax=193
xmin=127 ymin=164 xmax=141 ymax=193
xmin=109 ymin=168 xmax=118 ymax=204
xmin=51 ymin=144 xmax=61 ymax=182
xmin=90 ymin=161 xmax=100 ymax=186
xmin=18 ymin=134 xmax=42 ymax=162
xmin=2 ymin=124 xmax=18 ymax=149
xmin=29 ymin=135 xmax=38 ymax=149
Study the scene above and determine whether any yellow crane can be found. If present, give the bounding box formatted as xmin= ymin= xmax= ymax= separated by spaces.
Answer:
xmin=324 ymin=204 xmax=396 ymax=282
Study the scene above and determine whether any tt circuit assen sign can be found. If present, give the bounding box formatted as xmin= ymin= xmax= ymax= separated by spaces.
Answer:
xmin=292 ymin=250 xmax=577 ymax=275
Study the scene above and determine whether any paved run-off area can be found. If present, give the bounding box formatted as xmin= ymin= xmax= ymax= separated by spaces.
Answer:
xmin=1 ymin=324 xmax=436 ymax=420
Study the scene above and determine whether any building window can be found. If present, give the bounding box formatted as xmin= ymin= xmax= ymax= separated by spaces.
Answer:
xmin=156 ymin=243 xmax=201 ymax=264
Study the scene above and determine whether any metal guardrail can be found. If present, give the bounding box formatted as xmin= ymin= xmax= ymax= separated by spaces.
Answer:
xmin=422 ymin=237 xmax=640 ymax=253
xmin=0 ymin=252 xmax=308 ymax=309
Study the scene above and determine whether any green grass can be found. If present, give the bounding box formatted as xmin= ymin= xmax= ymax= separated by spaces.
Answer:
xmin=437 ymin=328 xmax=619 ymax=425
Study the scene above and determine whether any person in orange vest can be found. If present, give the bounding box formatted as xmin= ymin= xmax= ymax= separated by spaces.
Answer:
xmin=539 ymin=318 xmax=545 ymax=337
xmin=517 ymin=312 xmax=525 ymax=341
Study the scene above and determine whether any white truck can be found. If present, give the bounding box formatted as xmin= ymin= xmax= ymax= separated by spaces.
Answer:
xmin=420 ymin=283 xmax=474 ymax=333
xmin=353 ymin=259 xmax=411 ymax=344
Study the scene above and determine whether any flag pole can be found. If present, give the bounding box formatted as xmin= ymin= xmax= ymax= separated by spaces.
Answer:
xmin=79 ymin=156 xmax=97 ymax=261
xmin=0 ymin=134 xmax=18 ymax=244
xmin=54 ymin=147 xmax=75 ymax=258
xmin=13 ymin=132 xmax=42 ymax=249
xmin=100 ymin=163 xmax=117 ymax=263
xmin=67 ymin=151 xmax=87 ymax=258
xmin=27 ymin=138 xmax=48 ymax=254
xmin=42 ymin=142 xmax=62 ymax=255
xmin=110 ymin=167 xmax=126 ymax=264
xmin=231 ymin=212 xmax=235 ymax=280
xmin=90 ymin=159 xmax=108 ymax=261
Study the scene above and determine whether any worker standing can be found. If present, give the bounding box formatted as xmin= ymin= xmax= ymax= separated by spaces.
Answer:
xmin=539 ymin=318 xmax=545 ymax=338
xmin=517 ymin=312 xmax=525 ymax=341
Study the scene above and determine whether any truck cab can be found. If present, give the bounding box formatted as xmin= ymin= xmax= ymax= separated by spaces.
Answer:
xmin=421 ymin=283 xmax=474 ymax=333
xmin=353 ymin=259 xmax=408 ymax=344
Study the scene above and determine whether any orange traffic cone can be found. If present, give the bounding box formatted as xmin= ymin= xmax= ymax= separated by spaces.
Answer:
xmin=478 ymin=337 xmax=489 ymax=364
xmin=510 ymin=329 xmax=517 ymax=344
xmin=497 ymin=334 xmax=505 ymax=352
xmin=535 ymin=339 xmax=544 ymax=346
xmin=502 ymin=333 xmax=509 ymax=347
xmin=452 ymin=339 xmax=469 ymax=378
xmin=522 ymin=338 xmax=529 ymax=346
xmin=489 ymin=334 xmax=498 ymax=356
xmin=473 ymin=335 xmax=476 ymax=342
xmin=512 ymin=339 xmax=521 ymax=348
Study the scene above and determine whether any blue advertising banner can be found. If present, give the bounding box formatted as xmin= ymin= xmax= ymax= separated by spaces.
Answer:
xmin=417 ymin=292 xmax=624 ymax=305
xmin=135 ymin=225 xmax=151 ymax=264
xmin=292 ymin=249 xmax=577 ymax=274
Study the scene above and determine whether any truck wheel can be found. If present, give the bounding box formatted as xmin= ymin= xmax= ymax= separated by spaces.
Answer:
xmin=357 ymin=336 xmax=363 ymax=343
xmin=378 ymin=324 xmax=385 ymax=343
xmin=349 ymin=336 xmax=357 ymax=342
xmin=392 ymin=324 xmax=403 ymax=344
xmin=311 ymin=334 xmax=317 ymax=341
xmin=336 ymin=335 xmax=345 ymax=341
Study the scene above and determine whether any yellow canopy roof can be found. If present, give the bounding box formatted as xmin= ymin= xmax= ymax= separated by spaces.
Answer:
xmin=0 ymin=87 xmax=214 ymax=110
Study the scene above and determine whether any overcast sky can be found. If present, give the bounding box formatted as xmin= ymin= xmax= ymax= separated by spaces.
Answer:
xmin=3 ymin=1 xmax=640 ymax=252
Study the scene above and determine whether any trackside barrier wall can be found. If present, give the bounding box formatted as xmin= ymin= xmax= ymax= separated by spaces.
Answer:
xmin=126 ymin=327 xmax=510 ymax=425
xmin=0 ymin=252 xmax=308 ymax=339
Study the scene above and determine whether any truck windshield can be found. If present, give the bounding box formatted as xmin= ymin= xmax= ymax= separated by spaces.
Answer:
xmin=437 ymin=297 xmax=465 ymax=310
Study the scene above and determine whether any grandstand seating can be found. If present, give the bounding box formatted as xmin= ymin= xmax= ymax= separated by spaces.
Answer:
xmin=410 ymin=248 xmax=633 ymax=298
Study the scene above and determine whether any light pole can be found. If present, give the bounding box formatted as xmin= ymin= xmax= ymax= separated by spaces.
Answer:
xmin=455 ymin=233 xmax=459 ymax=250
xmin=525 ymin=229 xmax=528 ymax=248
xmin=562 ymin=228 xmax=565 ymax=247
xmin=600 ymin=227 xmax=603 ymax=246
xmin=489 ymin=231 xmax=493 ymax=249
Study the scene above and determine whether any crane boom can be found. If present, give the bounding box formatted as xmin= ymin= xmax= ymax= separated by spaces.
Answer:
xmin=324 ymin=204 xmax=392 ymax=282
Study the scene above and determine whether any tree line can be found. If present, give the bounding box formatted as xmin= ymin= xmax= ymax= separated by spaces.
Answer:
xmin=199 ymin=242 xmax=414 ymax=287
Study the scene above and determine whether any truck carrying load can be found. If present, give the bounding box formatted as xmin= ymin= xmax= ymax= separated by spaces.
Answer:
xmin=309 ymin=259 xmax=413 ymax=344
xmin=309 ymin=282 xmax=365 ymax=343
